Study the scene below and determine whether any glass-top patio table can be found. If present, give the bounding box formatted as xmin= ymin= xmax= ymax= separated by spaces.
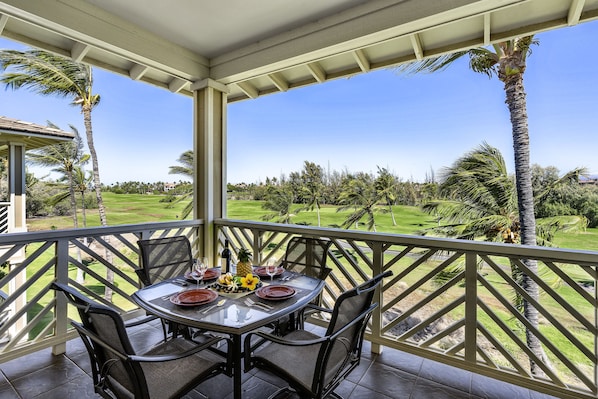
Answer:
xmin=132 ymin=271 xmax=325 ymax=399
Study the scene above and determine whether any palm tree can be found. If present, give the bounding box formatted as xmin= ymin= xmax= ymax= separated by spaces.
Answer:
xmin=261 ymin=186 xmax=296 ymax=224
xmin=297 ymin=161 xmax=325 ymax=226
xmin=423 ymin=143 xmax=586 ymax=373
xmin=424 ymin=143 xmax=586 ymax=243
xmin=0 ymin=49 xmax=106 ymax=225
xmin=396 ymin=36 xmax=544 ymax=374
xmin=168 ymin=150 xmax=193 ymax=218
xmin=27 ymin=123 xmax=89 ymax=229
xmin=0 ymin=49 xmax=113 ymax=299
xmin=337 ymin=173 xmax=381 ymax=232
xmin=73 ymin=166 xmax=93 ymax=229
xmin=374 ymin=167 xmax=398 ymax=226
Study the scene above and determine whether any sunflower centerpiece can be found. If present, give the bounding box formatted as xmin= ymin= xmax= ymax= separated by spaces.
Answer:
xmin=215 ymin=247 xmax=261 ymax=293
xmin=216 ymin=272 xmax=261 ymax=292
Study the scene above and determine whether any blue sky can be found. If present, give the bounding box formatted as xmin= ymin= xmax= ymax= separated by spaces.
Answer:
xmin=0 ymin=21 xmax=596 ymax=185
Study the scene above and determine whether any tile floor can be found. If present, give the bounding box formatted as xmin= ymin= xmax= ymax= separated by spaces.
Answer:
xmin=0 ymin=320 xmax=560 ymax=399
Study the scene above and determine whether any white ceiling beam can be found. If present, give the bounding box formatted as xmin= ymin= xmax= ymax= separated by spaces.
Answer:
xmin=306 ymin=62 xmax=326 ymax=83
xmin=352 ymin=49 xmax=370 ymax=72
xmin=129 ymin=64 xmax=149 ymax=80
xmin=236 ymin=81 xmax=259 ymax=99
xmin=70 ymin=42 xmax=89 ymax=62
xmin=483 ymin=13 xmax=491 ymax=46
xmin=0 ymin=14 xmax=9 ymax=34
xmin=568 ymin=0 xmax=585 ymax=26
xmin=0 ymin=0 xmax=210 ymax=80
xmin=212 ymin=0 xmax=521 ymax=82
xmin=168 ymin=77 xmax=188 ymax=93
xmin=267 ymin=73 xmax=289 ymax=92
xmin=410 ymin=33 xmax=424 ymax=60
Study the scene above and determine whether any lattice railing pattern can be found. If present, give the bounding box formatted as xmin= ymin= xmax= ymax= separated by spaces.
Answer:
xmin=0 ymin=217 xmax=596 ymax=398
xmin=0 ymin=220 xmax=201 ymax=362
xmin=215 ymin=219 xmax=598 ymax=399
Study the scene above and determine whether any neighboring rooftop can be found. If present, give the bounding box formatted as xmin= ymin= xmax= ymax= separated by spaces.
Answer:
xmin=579 ymin=175 xmax=598 ymax=184
xmin=0 ymin=116 xmax=74 ymax=156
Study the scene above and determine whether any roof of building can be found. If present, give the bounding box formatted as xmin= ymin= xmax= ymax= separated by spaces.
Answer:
xmin=0 ymin=116 xmax=75 ymax=156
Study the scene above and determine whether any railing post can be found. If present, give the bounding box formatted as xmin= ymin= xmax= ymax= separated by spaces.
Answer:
xmin=370 ymin=241 xmax=384 ymax=354
xmin=52 ymin=238 xmax=70 ymax=355
xmin=253 ymin=228 xmax=263 ymax=266
xmin=464 ymin=251 xmax=477 ymax=363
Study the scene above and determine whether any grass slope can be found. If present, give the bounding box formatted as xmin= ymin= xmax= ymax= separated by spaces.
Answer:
xmin=27 ymin=193 xmax=596 ymax=250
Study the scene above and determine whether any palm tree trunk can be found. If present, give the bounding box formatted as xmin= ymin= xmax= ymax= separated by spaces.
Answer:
xmin=67 ymin=171 xmax=86 ymax=284
xmin=82 ymin=105 xmax=114 ymax=301
xmin=389 ymin=204 xmax=397 ymax=226
xmin=66 ymin=170 xmax=78 ymax=228
xmin=316 ymin=202 xmax=321 ymax=227
xmin=504 ymin=73 xmax=543 ymax=376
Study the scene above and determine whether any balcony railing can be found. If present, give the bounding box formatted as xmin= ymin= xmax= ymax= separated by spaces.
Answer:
xmin=0 ymin=218 xmax=596 ymax=399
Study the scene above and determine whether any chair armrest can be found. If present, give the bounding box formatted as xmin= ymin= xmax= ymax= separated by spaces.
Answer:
xmin=300 ymin=303 xmax=332 ymax=314
xmin=124 ymin=314 xmax=159 ymax=329
xmin=245 ymin=329 xmax=327 ymax=350
xmin=72 ymin=321 xmax=228 ymax=364
xmin=130 ymin=335 xmax=228 ymax=363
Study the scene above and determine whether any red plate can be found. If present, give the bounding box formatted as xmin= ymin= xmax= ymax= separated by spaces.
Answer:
xmin=184 ymin=268 xmax=221 ymax=282
xmin=170 ymin=289 xmax=218 ymax=306
xmin=253 ymin=266 xmax=284 ymax=277
xmin=256 ymin=285 xmax=296 ymax=301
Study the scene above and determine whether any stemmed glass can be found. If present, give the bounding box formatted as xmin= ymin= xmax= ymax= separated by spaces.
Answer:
xmin=265 ymin=258 xmax=278 ymax=282
xmin=193 ymin=257 xmax=209 ymax=288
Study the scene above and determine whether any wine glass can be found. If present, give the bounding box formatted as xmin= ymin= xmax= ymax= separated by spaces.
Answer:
xmin=199 ymin=256 xmax=209 ymax=277
xmin=265 ymin=258 xmax=278 ymax=282
xmin=193 ymin=257 xmax=209 ymax=288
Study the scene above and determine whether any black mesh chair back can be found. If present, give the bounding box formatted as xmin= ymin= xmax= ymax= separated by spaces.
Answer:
xmin=52 ymin=282 xmax=147 ymax=396
xmin=282 ymin=236 xmax=332 ymax=280
xmin=137 ymin=236 xmax=194 ymax=286
xmin=316 ymin=271 xmax=390 ymax=394
xmin=245 ymin=270 xmax=391 ymax=399
xmin=52 ymin=282 xmax=229 ymax=399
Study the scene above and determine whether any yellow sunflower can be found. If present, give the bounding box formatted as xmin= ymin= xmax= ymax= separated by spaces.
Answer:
xmin=240 ymin=273 xmax=260 ymax=290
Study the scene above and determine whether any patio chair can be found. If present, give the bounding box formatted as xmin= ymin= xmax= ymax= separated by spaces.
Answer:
xmin=279 ymin=236 xmax=333 ymax=332
xmin=136 ymin=236 xmax=195 ymax=338
xmin=244 ymin=270 xmax=392 ymax=399
xmin=136 ymin=235 xmax=194 ymax=286
xmin=52 ymin=282 xmax=231 ymax=399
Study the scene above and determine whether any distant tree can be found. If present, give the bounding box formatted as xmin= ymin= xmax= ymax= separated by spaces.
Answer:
xmin=337 ymin=172 xmax=381 ymax=231
xmin=423 ymin=143 xmax=586 ymax=244
xmin=168 ymin=150 xmax=193 ymax=218
xmin=297 ymin=161 xmax=325 ymax=226
xmin=73 ymin=166 xmax=93 ymax=228
xmin=27 ymin=123 xmax=89 ymax=229
xmin=374 ymin=167 xmax=398 ymax=226
xmin=261 ymin=186 xmax=296 ymax=224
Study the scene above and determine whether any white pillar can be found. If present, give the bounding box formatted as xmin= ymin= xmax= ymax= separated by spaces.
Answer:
xmin=7 ymin=142 xmax=27 ymax=338
xmin=192 ymin=79 xmax=228 ymax=263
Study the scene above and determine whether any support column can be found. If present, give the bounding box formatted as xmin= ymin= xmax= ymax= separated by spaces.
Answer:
xmin=7 ymin=142 xmax=26 ymax=338
xmin=192 ymin=79 xmax=228 ymax=263
xmin=8 ymin=143 xmax=26 ymax=233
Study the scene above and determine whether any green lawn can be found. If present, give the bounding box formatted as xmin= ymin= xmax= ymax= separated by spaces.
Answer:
xmin=28 ymin=194 xmax=596 ymax=251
